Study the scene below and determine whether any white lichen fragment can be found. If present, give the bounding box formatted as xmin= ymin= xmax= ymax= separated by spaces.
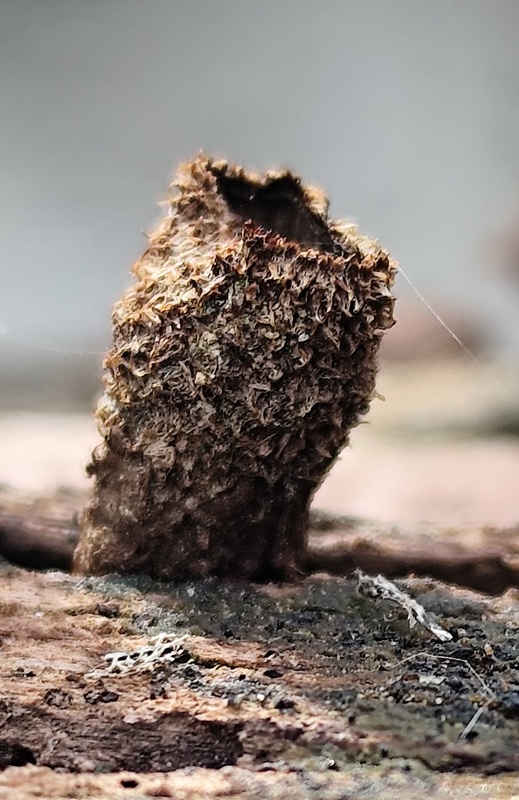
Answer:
xmin=354 ymin=569 xmax=453 ymax=642
xmin=85 ymin=634 xmax=190 ymax=678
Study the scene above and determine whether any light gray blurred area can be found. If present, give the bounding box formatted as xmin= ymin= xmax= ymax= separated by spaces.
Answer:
xmin=1 ymin=0 xmax=519 ymax=409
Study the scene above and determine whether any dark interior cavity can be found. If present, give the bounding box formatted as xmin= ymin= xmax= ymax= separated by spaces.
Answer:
xmin=211 ymin=168 xmax=338 ymax=253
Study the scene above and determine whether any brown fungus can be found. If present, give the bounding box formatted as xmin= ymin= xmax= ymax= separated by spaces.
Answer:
xmin=74 ymin=155 xmax=397 ymax=581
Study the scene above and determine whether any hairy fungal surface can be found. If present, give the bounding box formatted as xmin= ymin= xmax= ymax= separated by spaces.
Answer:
xmin=74 ymin=156 xmax=396 ymax=580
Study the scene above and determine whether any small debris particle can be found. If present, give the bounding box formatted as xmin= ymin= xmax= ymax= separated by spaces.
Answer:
xmin=94 ymin=603 xmax=120 ymax=618
xmin=83 ymin=689 xmax=120 ymax=705
xmin=354 ymin=569 xmax=453 ymax=642
xmin=264 ymin=668 xmax=284 ymax=678
xmin=43 ymin=688 xmax=72 ymax=708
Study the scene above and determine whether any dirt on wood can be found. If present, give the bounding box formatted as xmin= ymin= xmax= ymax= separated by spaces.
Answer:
xmin=1 ymin=527 xmax=519 ymax=797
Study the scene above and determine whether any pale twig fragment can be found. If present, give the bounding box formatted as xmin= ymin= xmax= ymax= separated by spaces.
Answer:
xmin=459 ymin=702 xmax=490 ymax=740
xmin=354 ymin=569 xmax=453 ymax=642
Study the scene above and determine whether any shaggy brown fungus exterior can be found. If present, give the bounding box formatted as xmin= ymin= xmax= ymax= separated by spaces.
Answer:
xmin=74 ymin=156 xmax=396 ymax=581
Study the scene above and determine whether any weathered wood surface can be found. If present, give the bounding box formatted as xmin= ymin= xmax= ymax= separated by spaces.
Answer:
xmin=306 ymin=515 xmax=519 ymax=594
xmin=1 ymin=551 xmax=519 ymax=797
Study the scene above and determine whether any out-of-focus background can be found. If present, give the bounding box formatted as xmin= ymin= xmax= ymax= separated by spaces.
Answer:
xmin=1 ymin=1 xmax=518 ymax=528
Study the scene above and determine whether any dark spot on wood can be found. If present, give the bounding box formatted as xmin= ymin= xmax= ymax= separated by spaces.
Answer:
xmin=120 ymin=778 xmax=139 ymax=788
xmin=0 ymin=703 xmax=243 ymax=773
xmin=0 ymin=741 xmax=37 ymax=769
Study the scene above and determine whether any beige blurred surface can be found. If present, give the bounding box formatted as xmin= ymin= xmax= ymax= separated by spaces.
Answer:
xmin=0 ymin=413 xmax=96 ymax=493
xmin=315 ymin=360 xmax=519 ymax=527
xmin=315 ymin=431 xmax=519 ymax=527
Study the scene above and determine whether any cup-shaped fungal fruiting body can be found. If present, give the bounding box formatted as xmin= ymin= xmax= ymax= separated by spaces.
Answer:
xmin=74 ymin=156 xmax=396 ymax=581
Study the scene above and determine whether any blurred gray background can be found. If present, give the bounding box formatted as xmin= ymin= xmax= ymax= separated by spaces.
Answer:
xmin=1 ymin=0 xmax=519 ymax=409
